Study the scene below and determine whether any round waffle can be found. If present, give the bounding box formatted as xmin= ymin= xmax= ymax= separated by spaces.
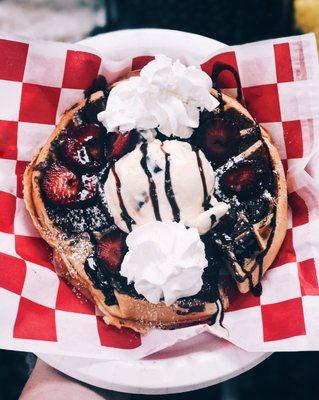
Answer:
xmin=24 ymin=75 xmax=287 ymax=333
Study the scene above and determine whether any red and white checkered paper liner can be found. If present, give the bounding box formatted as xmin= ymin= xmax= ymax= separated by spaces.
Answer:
xmin=1 ymin=32 xmax=319 ymax=360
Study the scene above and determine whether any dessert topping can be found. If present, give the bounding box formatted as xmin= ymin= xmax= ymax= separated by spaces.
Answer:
xmin=120 ymin=221 xmax=208 ymax=305
xmin=41 ymin=164 xmax=97 ymax=206
xmin=97 ymin=230 xmax=127 ymax=273
xmin=98 ymin=54 xmax=219 ymax=140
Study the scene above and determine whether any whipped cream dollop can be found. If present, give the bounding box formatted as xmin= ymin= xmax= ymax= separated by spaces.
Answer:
xmin=98 ymin=54 xmax=219 ymax=140
xmin=120 ymin=221 xmax=208 ymax=306
xmin=104 ymin=139 xmax=228 ymax=234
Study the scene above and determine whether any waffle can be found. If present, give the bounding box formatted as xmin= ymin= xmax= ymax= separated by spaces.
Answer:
xmin=23 ymin=76 xmax=287 ymax=333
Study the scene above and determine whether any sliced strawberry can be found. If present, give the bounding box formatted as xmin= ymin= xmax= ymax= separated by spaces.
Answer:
xmin=41 ymin=164 xmax=97 ymax=206
xmin=97 ymin=230 xmax=127 ymax=273
xmin=196 ymin=118 xmax=239 ymax=165
xmin=220 ymin=161 xmax=267 ymax=200
xmin=106 ymin=131 xmax=139 ymax=160
xmin=61 ymin=124 xmax=106 ymax=171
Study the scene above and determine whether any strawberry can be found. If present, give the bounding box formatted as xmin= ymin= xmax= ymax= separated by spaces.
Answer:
xmin=61 ymin=124 xmax=106 ymax=171
xmin=41 ymin=164 xmax=97 ymax=206
xmin=220 ymin=161 xmax=267 ymax=199
xmin=196 ymin=118 xmax=239 ymax=165
xmin=106 ymin=131 xmax=139 ymax=160
xmin=97 ymin=230 xmax=127 ymax=273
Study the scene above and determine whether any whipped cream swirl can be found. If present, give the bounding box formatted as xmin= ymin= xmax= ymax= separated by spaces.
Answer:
xmin=98 ymin=54 xmax=219 ymax=140
xmin=120 ymin=221 xmax=208 ymax=306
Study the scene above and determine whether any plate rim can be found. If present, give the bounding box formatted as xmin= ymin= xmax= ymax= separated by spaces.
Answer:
xmin=37 ymin=344 xmax=271 ymax=395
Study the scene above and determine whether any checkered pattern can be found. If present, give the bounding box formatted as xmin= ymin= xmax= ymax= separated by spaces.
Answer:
xmin=202 ymin=34 xmax=319 ymax=351
xmin=0 ymin=35 xmax=143 ymax=360
xmin=0 ymin=33 xmax=319 ymax=360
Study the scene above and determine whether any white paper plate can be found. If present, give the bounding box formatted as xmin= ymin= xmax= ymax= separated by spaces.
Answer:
xmin=38 ymin=29 xmax=270 ymax=395
xmin=39 ymin=333 xmax=270 ymax=395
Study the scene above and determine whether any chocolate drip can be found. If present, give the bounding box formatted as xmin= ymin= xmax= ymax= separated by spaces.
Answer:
xmin=84 ymin=75 xmax=109 ymax=98
xmin=216 ymin=87 xmax=225 ymax=115
xmin=76 ymin=76 xmax=109 ymax=125
xmin=161 ymin=144 xmax=180 ymax=222
xmin=256 ymin=249 xmax=265 ymax=287
xmin=195 ymin=149 xmax=208 ymax=207
xmin=211 ymin=62 xmax=243 ymax=103
xmin=84 ymin=257 xmax=117 ymax=305
xmin=230 ymin=246 xmax=264 ymax=296
xmin=248 ymin=274 xmax=254 ymax=292
xmin=240 ymin=256 xmax=263 ymax=297
xmin=75 ymin=95 xmax=107 ymax=126
xmin=210 ymin=214 xmax=217 ymax=226
xmin=140 ymin=142 xmax=161 ymax=221
xmin=251 ymin=282 xmax=263 ymax=297
xmin=211 ymin=298 xmax=225 ymax=327
xmin=111 ymin=165 xmax=135 ymax=231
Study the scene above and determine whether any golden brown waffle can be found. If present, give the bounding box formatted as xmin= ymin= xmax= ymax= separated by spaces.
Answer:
xmin=24 ymin=82 xmax=287 ymax=332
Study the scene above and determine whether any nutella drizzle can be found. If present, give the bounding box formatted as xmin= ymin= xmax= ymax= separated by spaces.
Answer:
xmin=84 ymin=75 xmax=109 ymax=98
xmin=80 ymin=75 xmax=109 ymax=124
xmin=194 ymin=148 xmax=208 ymax=207
xmin=161 ymin=144 xmax=181 ymax=222
xmin=210 ymin=214 xmax=217 ymax=226
xmin=211 ymin=62 xmax=243 ymax=103
xmin=211 ymin=298 xmax=225 ymax=327
xmin=84 ymin=256 xmax=117 ymax=305
xmin=111 ymin=165 xmax=135 ymax=231
xmin=140 ymin=142 xmax=162 ymax=221
xmin=248 ymin=274 xmax=255 ymax=293
xmin=251 ymin=282 xmax=263 ymax=297
xmin=216 ymin=87 xmax=225 ymax=115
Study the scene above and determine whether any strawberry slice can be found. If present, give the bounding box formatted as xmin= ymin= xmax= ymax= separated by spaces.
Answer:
xmin=97 ymin=230 xmax=127 ymax=273
xmin=220 ymin=161 xmax=267 ymax=199
xmin=41 ymin=164 xmax=97 ymax=206
xmin=106 ymin=131 xmax=138 ymax=160
xmin=196 ymin=118 xmax=239 ymax=165
xmin=61 ymin=124 xmax=106 ymax=171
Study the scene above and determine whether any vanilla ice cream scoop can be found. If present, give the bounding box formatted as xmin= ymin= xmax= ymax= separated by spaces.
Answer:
xmin=104 ymin=139 xmax=228 ymax=234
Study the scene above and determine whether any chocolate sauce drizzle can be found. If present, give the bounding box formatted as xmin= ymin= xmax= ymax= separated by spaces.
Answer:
xmin=211 ymin=62 xmax=243 ymax=103
xmin=230 ymin=197 xmax=276 ymax=297
xmin=251 ymin=282 xmax=263 ymax=297
xmin=140 ymin=142 xmax=162 ymax=221
xmin=84 ymin=256 xmax=118 ymax=305
xmin=195 ymin=149 xmax=208 ymax=207
xmin=161 ymin=144 xmax=181 ymax=222
xmin=216 ymin=88 xmax=225 ymax=115
xmin=210 ymin=214 xmax=217 ymax=226
xmin=211 ymin=298 xmax=225 ymax=327
xmin=111 ymin=165 xmax=135 ymax=231
xmin=79 ymin=75 xmax=109 ymax=125
xmin=84 ymin=75 xmax=109 ymax=99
